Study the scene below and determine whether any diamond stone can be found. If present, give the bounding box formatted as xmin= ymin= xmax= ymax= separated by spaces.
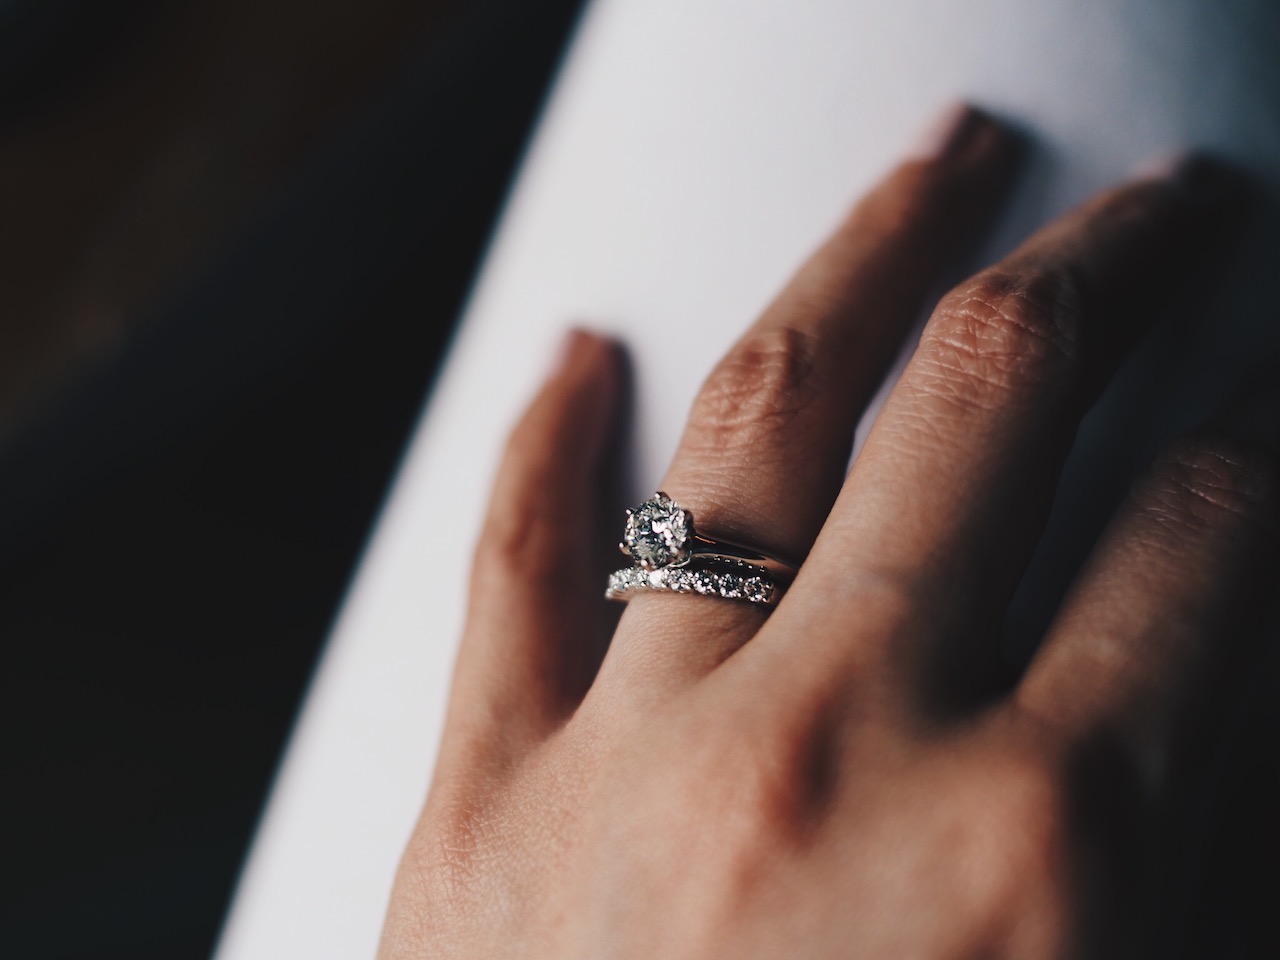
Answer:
xmin=607 ymin=563 xmax=778 ymax=605
xmin=623 ymin=492 xmax=693 ymax=569
xmin=718 ymin=574 xmax=743 ymax=599
xmin=691 ymin=571 xmax=718 ymax=595
xmin=608 ymin=568 xmax=639 ymax=593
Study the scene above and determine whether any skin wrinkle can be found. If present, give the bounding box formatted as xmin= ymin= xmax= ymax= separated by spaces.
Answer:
xmin=1147 ymin=441 xmax=1279 ymax=527
xmin=908 ymin=353 xmax=1034 ymax=417
xmin=926 ymin=275 xmax=1082 ymax=383
xmin=684 ymin=325 xmax=828 ymax=455
xmin=896 ymin=276 xmax=1087 ymax=441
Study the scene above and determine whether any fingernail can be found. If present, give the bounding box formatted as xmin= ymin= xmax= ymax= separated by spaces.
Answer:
xmin=1136 ymin=150 xmax=1206 ymax=183
xmin=1136 ymin=151 xmax=1244 ymax=207
xmin=907 ymin=103 xmax=985 ymax=162
xmin=551 ymin=328 xmax=590 ymax=375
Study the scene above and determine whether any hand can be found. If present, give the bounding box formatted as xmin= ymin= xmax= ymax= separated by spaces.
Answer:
xmin=377 ymin=106 xmax=1273 ymax=958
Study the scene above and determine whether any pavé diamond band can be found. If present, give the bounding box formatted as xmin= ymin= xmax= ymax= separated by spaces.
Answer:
xmin=606 ymin=560 xmax=781 ymax=605
xmin=606 ymin=492 xmax=798 ymax=606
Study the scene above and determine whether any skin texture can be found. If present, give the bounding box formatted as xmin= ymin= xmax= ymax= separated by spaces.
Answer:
xmin=377 ymin=107 xmax=1277 ymax=958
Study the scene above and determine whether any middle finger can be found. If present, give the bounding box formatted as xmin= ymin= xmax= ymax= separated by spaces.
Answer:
xmin=783 ymin=157 xmax=1241 ymax=707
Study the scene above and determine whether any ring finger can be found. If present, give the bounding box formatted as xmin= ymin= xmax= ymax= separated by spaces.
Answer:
xmin=603 ymin=105 xmax=1021 ymax=688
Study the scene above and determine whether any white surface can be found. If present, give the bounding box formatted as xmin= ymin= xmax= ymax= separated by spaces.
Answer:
xmin=215 ymin=0 xmax=1279 ymax=956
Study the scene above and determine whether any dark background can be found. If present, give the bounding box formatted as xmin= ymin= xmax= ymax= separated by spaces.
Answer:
xmin=0 ymin=1 xmax=584 ymax=957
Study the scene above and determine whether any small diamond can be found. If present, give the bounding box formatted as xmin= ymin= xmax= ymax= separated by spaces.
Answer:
xmin=742 ymin=577 xmax=771 ymax=603
xmin=666 ymin=569 xmax=692 ymax=592
xmin=691 ymin=571 xmax=718 ymax=595
xmin=718 ymin=574 xmax=743 ymax=599
xmin=648 ymin=569 xmax=666 ymax=588
xmin=622 ymin=493 xmax=693 ymax=569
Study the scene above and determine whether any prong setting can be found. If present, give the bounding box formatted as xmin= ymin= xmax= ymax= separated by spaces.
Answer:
xmin=621 ymin=492 xmax=694 ymax=570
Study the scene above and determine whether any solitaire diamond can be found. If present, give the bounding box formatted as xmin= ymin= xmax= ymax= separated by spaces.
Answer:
xmin=622 ymin=492 xmax=693 ymax=569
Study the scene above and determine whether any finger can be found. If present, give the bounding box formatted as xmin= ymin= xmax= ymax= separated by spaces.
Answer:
xmin=606 ymin=105 xmax=1022 ymax=687
xmin=1017 ymin=386 xmax=1279 ymax=796
xmin=785 ymin=156 xmax=1246 ymax=704
xmin=440 ymin=330 xmax=624 ymax=770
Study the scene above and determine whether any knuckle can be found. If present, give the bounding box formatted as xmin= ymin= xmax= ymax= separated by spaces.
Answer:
xmin=997 ymin=752 xmax=1072 ymax=847
xmin=964 ymin=749 xmax=1074 ymax=896
xmin=683 ymin=717 xmax=830 ymax=845
xmin=918 ymin=267 xmax=1083 ymax=410
xmin=658 ymin=732 xmax=816 ymax=905
xmin=1141 ymin=433 xmax=1279 ymax=534
xmin=686 ymin=326 xmax=824 ymax=455
xmin=740 ymin=733 xmax=832 ymax=838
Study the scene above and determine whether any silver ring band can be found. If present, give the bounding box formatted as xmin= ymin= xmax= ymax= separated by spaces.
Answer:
xmin=679 ymin=533 xmax=798 ymax=581
xmin=606 ymin=560 xmax=782 ymax=606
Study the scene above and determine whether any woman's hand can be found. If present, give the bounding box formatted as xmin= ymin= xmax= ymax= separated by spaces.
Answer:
xmin=377 ymin=106 xmax=1273 ymax=958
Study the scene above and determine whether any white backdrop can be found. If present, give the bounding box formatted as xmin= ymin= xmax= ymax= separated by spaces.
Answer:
xmin=216 ymin=0 xmax=1280 ymax=956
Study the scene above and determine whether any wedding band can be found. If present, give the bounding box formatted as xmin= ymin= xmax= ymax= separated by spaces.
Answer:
xmin=606 ymin=492 xmax=797 ymax=606
xmin=606 ymin=560 xmax=781 ymax=606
